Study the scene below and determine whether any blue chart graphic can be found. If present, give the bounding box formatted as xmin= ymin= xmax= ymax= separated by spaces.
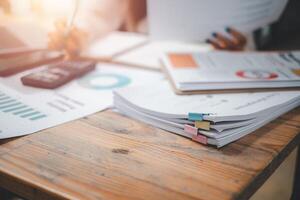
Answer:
xmin=0 ymin=92 xmax=47 ymax=121
xmin=78 ymin=73 xmax=131 ymax=90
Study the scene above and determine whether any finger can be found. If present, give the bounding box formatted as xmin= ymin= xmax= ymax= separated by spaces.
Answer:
xmin=48 ymin=33 xmax=65 ymax=50
xmin=71 ymin=27 xmax=88 ymax=40
xmin=224 ymin=34 xmax=244 ymax=50
xmin=206 ymin=38 xmax=225 ymax=50
xmin=65 ymin=39 xmax=81 ymax=57
xmin=224 ymin=31 xmax=243 ymax=48
xmin=208 ymin=35 xmax=232 ymax=50
xmin=55 ymin=19 xmax=66 ymax=29
xmin=48 ymin=20 xmax=68 ymax=50
xmin=70 ymin=29 xmax=85 ymax=43
xmin=67 ymin=35 xmax=83 ymax=52
xmin=69 ymin=28 xmax=88 ymax=49
xmin=54 ymin=20 xmax=67 ymax=35
xmin=226 ymin=27 xmax=247 ymax=46
xmin=48 ymin=35 xmax=61 ymax=50
xmin=212 ymin=32 xmax=236 ymax=50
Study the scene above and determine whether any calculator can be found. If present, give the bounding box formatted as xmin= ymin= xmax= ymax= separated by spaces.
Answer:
xmin=21 ymin=60 xmax=96 ymax=89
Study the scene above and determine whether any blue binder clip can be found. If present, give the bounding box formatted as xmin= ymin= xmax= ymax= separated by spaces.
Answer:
xmin=188 ymin=113 xmax=206 ymax=121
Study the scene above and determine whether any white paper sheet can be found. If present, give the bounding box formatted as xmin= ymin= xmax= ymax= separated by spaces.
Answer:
xmin=114 ymin=81 xmax=300 ymax=122
xmin=115 ymin=41 xmax=212 ymax=70
xmin=148 ymin=0 xmax=289 ymax=42
xmin=114 ymin=81 xmax=300 ymax=147
xmin=83 ymin=31 xmax=148 ymax=59
xmin=0 ymin=64 xmax=163 ymax=139
xmin=114 ymin=95 xmax=300 ymax=147
xmin=162 ymin=51 xmax=300 ymax=91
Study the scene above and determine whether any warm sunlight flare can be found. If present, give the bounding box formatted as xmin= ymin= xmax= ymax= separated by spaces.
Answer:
xmin=3 ymin=0 xmax=75 ymax=29
xmin=0 ymin=1 xmax=299 ymax=199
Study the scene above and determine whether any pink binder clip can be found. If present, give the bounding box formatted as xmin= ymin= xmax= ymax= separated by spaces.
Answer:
xmin=184 ymin=124 xmax=198 ymax=136
xmin=192 ymin=134 xmax=208 ymax=145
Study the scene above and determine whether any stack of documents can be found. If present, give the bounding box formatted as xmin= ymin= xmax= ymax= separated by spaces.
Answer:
xmin=162 ymin=51 xmax=300 ymax=93
xmin=114 ymin=82 xmax=300 ymax=148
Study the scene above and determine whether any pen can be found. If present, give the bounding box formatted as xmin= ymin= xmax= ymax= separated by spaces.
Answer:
xmin=64 ymin=0 xmax=80 ymax=49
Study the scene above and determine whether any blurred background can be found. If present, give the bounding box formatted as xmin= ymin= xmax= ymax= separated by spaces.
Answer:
xmin=0 ymin=0 xmax=299 ymax=199
xmin=1 ymin=0 xmax=300 ymax=51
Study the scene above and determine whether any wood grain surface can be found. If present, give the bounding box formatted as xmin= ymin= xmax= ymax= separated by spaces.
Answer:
xmin=0 ymin=107 xmax=299 ymax=200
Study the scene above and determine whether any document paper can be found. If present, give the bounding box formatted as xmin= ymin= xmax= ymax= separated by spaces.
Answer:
xmin=0 ymin=64 xmax=163 ymax=139
xmin=148 ymin=0 xmax=289 ymax=42
xmin=162 ymin=51 xmax=300 ymax=91
xmin=114 ymin=81 xmax=300 ymax=147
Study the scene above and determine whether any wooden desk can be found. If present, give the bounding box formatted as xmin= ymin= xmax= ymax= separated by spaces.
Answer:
xmin=0 ymin=107 xmax=299 ymax=200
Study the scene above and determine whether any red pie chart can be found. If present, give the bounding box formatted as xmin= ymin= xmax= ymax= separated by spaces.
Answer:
xmin=236 ymin=70 xmax=278 ymax=80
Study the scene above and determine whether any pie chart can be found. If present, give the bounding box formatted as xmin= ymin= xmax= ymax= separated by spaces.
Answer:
xmin=78 ymin=73 xmax=131 ymax=90
xmin=236 ymin=70 xmax=278 ymax=80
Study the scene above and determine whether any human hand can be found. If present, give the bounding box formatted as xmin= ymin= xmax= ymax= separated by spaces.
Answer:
xmin=48 ymin=20 xmax=88 ymax=58
xmin=206 ymin=27 xmax=247 ymax=51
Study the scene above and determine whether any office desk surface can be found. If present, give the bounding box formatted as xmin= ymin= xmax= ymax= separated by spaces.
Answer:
xmin=0 ymin=108 xmax=299 ymax=200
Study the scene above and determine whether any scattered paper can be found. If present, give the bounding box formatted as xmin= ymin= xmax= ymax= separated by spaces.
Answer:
xmin=115 ymin=41 xmax=212 ymax=70
xmin=83 ymin=31 xmax=148 ymax=60
xmin=0 ymin=64 xmax=163 ymax=139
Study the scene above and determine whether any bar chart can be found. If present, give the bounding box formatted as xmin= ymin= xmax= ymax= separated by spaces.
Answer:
xmin=0 ymin=91 xmax=47 ymax=121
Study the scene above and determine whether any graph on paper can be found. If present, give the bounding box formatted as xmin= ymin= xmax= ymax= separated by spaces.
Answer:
xmin=0 ymin=92 xmax=47 ymax=121
xmin=0 ymin=63 xmax=163 ymax=139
